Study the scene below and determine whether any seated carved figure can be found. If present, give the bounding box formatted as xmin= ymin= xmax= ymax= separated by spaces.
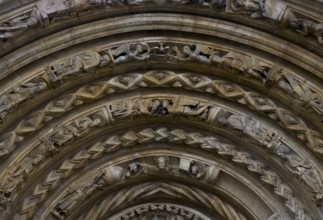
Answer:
xmin=289 ymin=18 xmax=323 ymax=44
xmin=231 ymin=0 xmax=266 ymax=18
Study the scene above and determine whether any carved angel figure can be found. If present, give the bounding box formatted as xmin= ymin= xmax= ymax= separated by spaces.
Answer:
xmin=289 ymin=18 xmax=323 ymax=45
xmin=231 ymin=0 xmax=267 ymax=18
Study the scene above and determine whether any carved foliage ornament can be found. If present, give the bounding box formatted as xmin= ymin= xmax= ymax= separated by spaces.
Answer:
xmin=12 ymin=128 xmax=310 ymax=220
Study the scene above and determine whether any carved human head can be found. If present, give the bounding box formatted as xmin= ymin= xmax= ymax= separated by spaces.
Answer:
xmin=128 ymin=162 xmax=139 ymax=172
xmin=156 ymin=156 xmax=168 ymax=169
xmin=190 ymin=164 xmax=199 ymax=175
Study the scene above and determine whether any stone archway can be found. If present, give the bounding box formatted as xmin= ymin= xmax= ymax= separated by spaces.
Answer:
xmin=0 ymin=1 xmax=322 ymax=219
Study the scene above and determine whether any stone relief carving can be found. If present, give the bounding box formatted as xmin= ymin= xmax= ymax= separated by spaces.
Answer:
xmin=51 ymin=156 xmax=220 ymax=218
xmin=0 ymin=8 xmax=41 ymax=40
xmin=79 ymin=183 xmax=247 ymax=220
xmin=43 ymin=51 xmax=111 ymax=85
xmin=226 ymin=0 xmax=286 ymax=20
xmin=218 ymin=113 xmax=278 ymax=146
xmin=113 ymin=203 xmax=207 ymax=220
xmin=1 ymin=95 xmax=321 ymax=206
xmin=0 ymin=42 xmax=321 ymax=124
xmin=274 ymin=144 xmax=323 ymax=200
xmin=52 ymin=165 xmax=123 ymax=218
xmin=0 ymin=81 xmax=47 ymax=121
xmin=289 ymin=18 xmax=323 ymax=45
xmin=16 ymin=128 xmax=309 ymax=220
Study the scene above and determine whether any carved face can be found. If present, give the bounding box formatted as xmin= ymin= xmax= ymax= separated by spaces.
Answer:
xmin=129 ymin=162 xmax=138 ymax=172
xmin=191 ymin=165 xmax=199 ymax=175
xmin=157 ymin=157 xmax=167 ymax=169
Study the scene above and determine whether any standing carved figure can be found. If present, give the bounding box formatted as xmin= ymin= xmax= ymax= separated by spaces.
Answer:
xmin=289 ymin=18 xmax=323 ymax=45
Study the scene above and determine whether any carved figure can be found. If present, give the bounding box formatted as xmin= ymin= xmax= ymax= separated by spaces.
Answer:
xmin=0 ymin=8 xmax=41 ymax=40
xmin=53 ymin=174 xmax=107 ymax=218
xmin=231 ymin=0 xmax=267 ymax=18
xmin=48 ymin=51 xmax=105 ymax=83
xmin=177 ymin=101 xmax=212 ymax=120
xmin=275 ymin=145 xmax=323 ymax=196
xmin=179 ymin=45 xmax=210 ymax=64
xmin=50 ymin=124 xmax=79 ymax=146
xmin=150 ymin=99 xmax=170 ymax=116
xmin=189 ymin=163 xmax=220 ymax=182
xmin=289 ymin=18 xmax=323 ymax=44
xmin=127 ymin=43 xmax=150 ymax=60
xmin=8 ymin=154 xmax=44 ymax=178
xmin=0 ymin=82 xmax=47 ymax=119
xmin=126 ymin=161 xmax=143 ymax=178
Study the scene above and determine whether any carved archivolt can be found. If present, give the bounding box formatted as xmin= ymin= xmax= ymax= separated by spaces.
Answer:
xmin=78 ymin=183 xmax=246 ymax=220
xmin=1 ymin=70 xmax=322 ymax=161
xmin=12 ymin=128 xmax=309 ymax=220
xmin=108 ymin=203 xmax=211 ymax=220
xmin=0 ymin=42 xmax=321 ymax=124
xmin=0 ymin=1 xmax=322 ymax=220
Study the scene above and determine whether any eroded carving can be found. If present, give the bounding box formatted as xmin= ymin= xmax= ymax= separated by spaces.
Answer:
xmin=79 ymin=183 xmax=247 ymax=220
xmin=0 ymin=81 xmax=47 ymax=120
xmin=274 ymin=144 xmax=323 ymax=200
xmin=289 ymin=18 xmax=323 ymax=45
xmin=0 ymin=8 xmax=41 ymax=40
xmin=17 ymin=128 xmax=309 ymax=220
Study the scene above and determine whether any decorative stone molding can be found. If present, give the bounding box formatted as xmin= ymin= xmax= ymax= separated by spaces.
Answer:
xmin=78 ymin=183 xmax=247 ymax=220
xmin=0 ymin=41 xmax=321 ymax=125
xmin=108 ymin=203 xmax=210 ymax=220
xmin=12 ymin=128 xmax=308 ymax=220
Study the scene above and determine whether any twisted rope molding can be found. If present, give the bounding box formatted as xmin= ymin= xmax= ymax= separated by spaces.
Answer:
xmin=17 ymin=128 xmax=309 ymax=220
xmin=78 ymin=183 xmax=246 ymax=220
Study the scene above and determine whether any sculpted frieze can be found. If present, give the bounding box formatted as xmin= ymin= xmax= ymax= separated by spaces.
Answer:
xmin=1 ymin=42 xmax=321 ymax=123
xmin=0 ymin=72 xmax=321 ymax=188
xmin=51 ymin=156 xmax=220 ymax=219
xmin=8 ymin=128 xmax=310 ymax=220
